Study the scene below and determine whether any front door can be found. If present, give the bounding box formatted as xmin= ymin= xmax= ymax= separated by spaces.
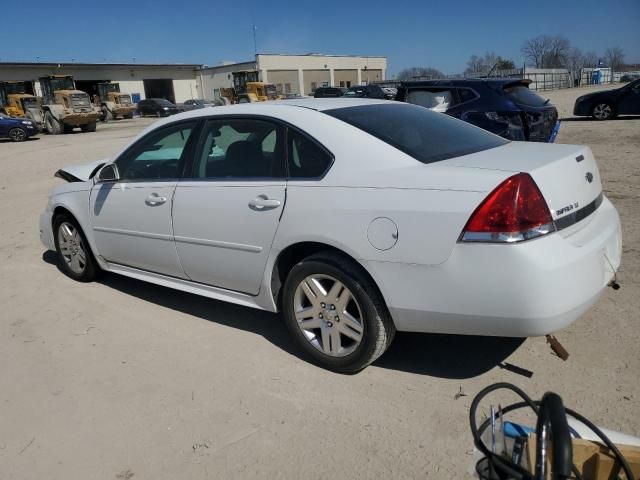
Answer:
xmin=90 ymin=120 xmax=198 ymax=277
xmin=172 ymin=117 xmax=286 ymax=295
xmin=618 ymin=81 xmax=640 ymax=114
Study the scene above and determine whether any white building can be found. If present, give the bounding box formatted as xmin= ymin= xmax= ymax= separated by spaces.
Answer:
xmin=0 ymin=62 xmax=202 ymax=104
xmin=198 ymin=53 xmax=387 ymax=100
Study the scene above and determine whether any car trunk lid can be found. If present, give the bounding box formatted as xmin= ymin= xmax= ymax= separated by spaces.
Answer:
xmin=442 ymin=142 xmax=603 ymax=228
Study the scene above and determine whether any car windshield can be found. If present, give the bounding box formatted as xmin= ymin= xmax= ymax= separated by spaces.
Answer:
xmin=325 ymin=103 xmax=508 ymax=164
xmin=503 ymin=84 xmax=548 ymax=107
xmin=154 ymin=99 xmax=174 ymax=106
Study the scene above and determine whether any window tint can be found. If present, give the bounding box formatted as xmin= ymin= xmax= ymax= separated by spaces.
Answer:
xmin=325 ymin=103 xmax=508 ymax=164
xmin=287 ymin=130 xmax=332 ymax=178
xmin=406 ymin=88 xmax=456 ymax=111
xmin=192 ymin=119 xmax=284 ymax=179
xmin=116 ymin=122 xmax=196 ymax=180
xmin=457 ymin=88 xmax=478 ymax=103
xmin=503 ymin=85 xmax=547 ymax=107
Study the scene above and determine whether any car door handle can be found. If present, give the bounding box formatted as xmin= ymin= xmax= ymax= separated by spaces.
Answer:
xmin=248 ymin=195 xmax=281 ymax=210
xmin=145 ymin=193 xmax=167 ymax=206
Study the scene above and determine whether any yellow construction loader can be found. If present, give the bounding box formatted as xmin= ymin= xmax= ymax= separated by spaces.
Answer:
xmin=220 ymin=71 xmax=281 ymax=104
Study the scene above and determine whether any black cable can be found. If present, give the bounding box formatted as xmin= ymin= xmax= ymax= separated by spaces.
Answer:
xmin=469 ymin=382 xmax=634 ymax=480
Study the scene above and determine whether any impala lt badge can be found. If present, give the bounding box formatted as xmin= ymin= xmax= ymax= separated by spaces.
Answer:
xmin=585 ymin=172 xmax=594 ymax=183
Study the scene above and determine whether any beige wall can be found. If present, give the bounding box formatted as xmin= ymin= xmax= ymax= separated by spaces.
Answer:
xmin=361 ymin=69 xmax=383 ymax=84
xmin=303 ymin=70 xmax=331 ymax=93
xmin=266 ymin=70 xmax=299 ymax=95
xmin=334 ymin=69 xmax=358 ymax=88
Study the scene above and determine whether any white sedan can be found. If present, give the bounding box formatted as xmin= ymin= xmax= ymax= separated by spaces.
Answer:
xmin=40 ymin=99 xmax=622 ymax=372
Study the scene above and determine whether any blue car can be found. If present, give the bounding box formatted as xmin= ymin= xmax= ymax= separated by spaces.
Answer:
xmin=395 ymin=78 xmax=560 ymax=142
xmin=0 ymin=112 xmax=38 ymax=142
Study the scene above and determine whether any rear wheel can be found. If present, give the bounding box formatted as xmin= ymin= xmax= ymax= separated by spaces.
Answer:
xmin=592 ymin=102 xmax=614 ymax=120
xmin=282 ymin=252 xmax=395 ymax=373
xmin=8 ymin=127 xmax=27 ymax=142
xmin=53 ymin=214 xmax=100 ymax=282
xmin=156 ymin=111 xmax=162 ymax=117
xmin=81 ymin=121 xmax=97 ymax=132
xmin=44 ymin=111 xmax=62 ymax=134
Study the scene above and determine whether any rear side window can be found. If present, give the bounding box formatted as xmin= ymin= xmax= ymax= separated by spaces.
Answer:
xmin=457 ymin=88 xmax=478 ymax=103
xmin=503 ymin=85 xmax=547 ymax=107
xmin=406 ymin=88 xmax=456 ymax=111
xmin=325 ymin=103 xmax=508 ymax=164
xmin=287 ymin=130 xmax=332 ymax=178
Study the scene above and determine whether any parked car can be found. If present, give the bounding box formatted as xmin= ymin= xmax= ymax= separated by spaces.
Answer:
xmin=620 ymin=74 xmax=640 ymax=83
xmin=179 ymin=99 xmax=216 ymax=112
xmin=41 ymin=99 xmax=620 ymax=372
xmin=396 ymin=79 xmax=559 ymax=142
xmin=573 ymin=78 xmax=640 ymax=120
xmin=343 ymin=85 xmax=387 ymax=99
xmin=137 ymin=98 xmax=179 ymax=117
xmin=314 ymin=87 xmax=347 ymax=98
xmin=0 ymin=112 xmax=38 ymax=142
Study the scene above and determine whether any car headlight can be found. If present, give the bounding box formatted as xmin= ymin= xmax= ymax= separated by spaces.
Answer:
xmin=163 ymin=107 xmax=169 ymax=110
xmin=21 ymin=120 xmax=33 ymax=125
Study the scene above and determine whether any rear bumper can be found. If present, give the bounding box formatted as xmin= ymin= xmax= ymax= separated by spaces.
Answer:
xmin=366 ymin=196 xmax=622 ymax=337
xmin=112 ymin=106 xmax=136 ymax=116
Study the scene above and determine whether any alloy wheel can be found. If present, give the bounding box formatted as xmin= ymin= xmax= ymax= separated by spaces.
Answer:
xmin=593 ymin=103 xmax=612 ymax=119
xmin=293 ymin=274 xmax=364 ymax=357
xmin=57 ymin=222 xmax=87 ymax=274
xmin=9 ymin=128 xmax=26 ymax=142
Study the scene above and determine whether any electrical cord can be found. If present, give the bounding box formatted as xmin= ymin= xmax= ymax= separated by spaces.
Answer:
xmin=469 ymin=382 xmax=634 ymax=480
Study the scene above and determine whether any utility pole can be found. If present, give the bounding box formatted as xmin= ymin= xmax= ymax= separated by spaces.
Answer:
xmin=253 ymin=24 xmax=258 ymax=57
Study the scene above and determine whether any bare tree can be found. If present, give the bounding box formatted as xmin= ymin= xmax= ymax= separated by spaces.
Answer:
xmin=583 ymin=51 xmax=598 ymax=67
xmin=604 ymin=46 xmax=625 ymax=82
xmin=521 ymin=35 xmax=551 ymax=68
xmin=566 ymin=47 xmax=584 ymax=85
xmin=544 ymin=35 xmax=571 ymax=68
xmin=397 ymin=67 xmax=445 ymax=81
xmin=464 ymin=52 xmax=515 ymax=76
xmin=521 ymin=35 xmax=570 ymax=68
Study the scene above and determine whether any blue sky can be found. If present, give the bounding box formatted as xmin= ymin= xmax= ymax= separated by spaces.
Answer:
xmin=2 ymin=0 xmax=638 ymax=76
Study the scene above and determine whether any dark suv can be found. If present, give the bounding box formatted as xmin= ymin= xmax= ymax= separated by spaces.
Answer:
xmin=395 ymin=79 xmax=559 ymax=142
xmin=314 ymin=87 xmax=347 ymax=98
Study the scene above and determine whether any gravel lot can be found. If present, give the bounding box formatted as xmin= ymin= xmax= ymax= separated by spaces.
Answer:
xmin=1 ymin=86 xmax=638 ymax=479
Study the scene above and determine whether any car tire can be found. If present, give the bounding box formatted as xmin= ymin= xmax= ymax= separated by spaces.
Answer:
xmin=81 ymin=122 xmax=97 ymax=133
xmin=156 ymin=111 xmax=162 ymax=118
xmin=53 ymin=213 xmax=101 ymax=282
xmin=282 ymin=251 xmax=395 ymax=373
xmin=592 ymin=102 xmax=614 ymax=120
xmin=8 ymin=127 xmax=27 ymax=142
xmin=44 ymin=111 xmax=62 ymax=134
xmin=101 ymin=106 xmax=113 ymax=123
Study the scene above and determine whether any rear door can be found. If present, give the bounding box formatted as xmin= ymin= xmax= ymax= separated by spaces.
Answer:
xmin=172 ymin=117 xmax=286 ymax=294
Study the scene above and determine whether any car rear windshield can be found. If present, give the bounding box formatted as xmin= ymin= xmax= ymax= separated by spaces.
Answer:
xmin=324 ymin=103 xmax=508 ymax=164
xmin=503 ymin=84 xmax=548 ymax=107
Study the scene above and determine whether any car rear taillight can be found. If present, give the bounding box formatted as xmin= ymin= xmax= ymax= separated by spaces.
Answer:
xmin=460 ymin=173 xmax=555 ymax=243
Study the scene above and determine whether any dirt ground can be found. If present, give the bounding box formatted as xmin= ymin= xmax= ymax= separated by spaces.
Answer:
xmin=0 ymin=86 xmax=638 ymax=479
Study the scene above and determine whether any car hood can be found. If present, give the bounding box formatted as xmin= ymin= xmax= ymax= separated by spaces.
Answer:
xmin=576 ymin=90 xmax=617 ymax=103
xmin=55 ymin=158 xmax=108 ymax=182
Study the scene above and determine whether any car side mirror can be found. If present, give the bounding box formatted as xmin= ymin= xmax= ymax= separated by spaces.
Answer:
xmin=96 ymin=163 xmax=120 ymax=183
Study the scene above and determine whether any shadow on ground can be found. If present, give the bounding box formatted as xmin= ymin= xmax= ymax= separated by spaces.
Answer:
xmin=43 ymin=250 xmax=526 ymax=378
xmin=560 ymin=115 xmax=640 ymax=122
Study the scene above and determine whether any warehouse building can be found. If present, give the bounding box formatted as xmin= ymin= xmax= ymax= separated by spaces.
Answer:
xmin=0 ymin=62 xmax=201 ymax=104
xmin=198 ymin=53 xmax=387 ymax=100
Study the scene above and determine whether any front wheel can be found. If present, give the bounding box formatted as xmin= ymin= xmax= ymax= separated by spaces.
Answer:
xmin=592 ymin=102 xmax=614 ymax=120
xmin=8 ymin=127 xmax=27 ymax=142
xmin=282 ymin=252 xmax=395 ymax=373
xmin=53 ymin=214 xmax=100 ymax=282
xmin=101 ymin=106 xmax=113 ymax=123
xmin=44 ymin=111 xmax=62 ymax=134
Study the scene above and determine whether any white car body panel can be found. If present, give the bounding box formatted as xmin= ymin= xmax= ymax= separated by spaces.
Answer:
xmin=172 ymin=180 xmax=286 ymax=294
xmin=41 ymin=99 xmax=622 ymax=338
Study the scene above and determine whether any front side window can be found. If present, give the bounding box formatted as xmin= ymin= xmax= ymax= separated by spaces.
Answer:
xmin=116 ymin=122 xmax=196 ymax=180
xmin=325 ymin=103 xmax=508 ymax=165
xmin=191 ymin=118 xmax=284 ymax=179
xmin=287 ymin=130 xmax=332 ymax=178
